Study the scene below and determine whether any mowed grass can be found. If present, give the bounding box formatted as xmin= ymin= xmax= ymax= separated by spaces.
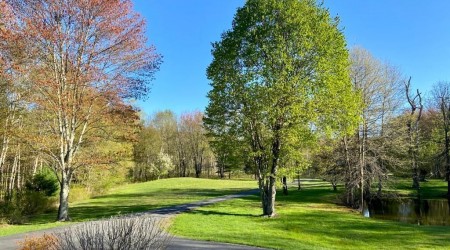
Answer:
xmin=0 ymin=178 xmax=256 ymax=236
xmin=171 ymin=180 xmax=450 ymax=250
xmin=390 ymin=178 xmax=449 ymax=199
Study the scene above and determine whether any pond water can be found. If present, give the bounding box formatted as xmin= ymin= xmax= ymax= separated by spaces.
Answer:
xmin=367 ymin=198 xmax=450 ymax=226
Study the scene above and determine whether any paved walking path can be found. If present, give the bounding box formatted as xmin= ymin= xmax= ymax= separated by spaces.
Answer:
xmin=0 ymin=189 xmax=266 ymax=250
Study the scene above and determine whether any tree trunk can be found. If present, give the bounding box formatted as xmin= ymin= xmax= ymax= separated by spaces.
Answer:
xmin=32 ymin=155 xmax=40 ymax=176
xmin=359 ymin=122 xmax=366 ymax=212
xmin=406 ymin=81 xmax=422 ymax=191
xmin=219 ymin=162 xmax=225 ymax=179
xmin=195 ymin=163 xmax=201 ymax=178
xmin=377 ymin=177 xmax=383 ymax=197
xmin=181 ymin=160 xmax=186 ymax=177
xmin=260 ymin=130 xmax=281 ymax=217
xmin=282 ymin=176 xmax=288 ymax=195
xmin=260 ymin=176 xmax=276 ymax=216
xmin=447 ymin=173 xmax=450 ymax=198
xmin=57 ymin=171 xmax=71 ymax=221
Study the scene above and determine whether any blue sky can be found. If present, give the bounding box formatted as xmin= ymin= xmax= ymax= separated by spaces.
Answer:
xmin=133 ymin=0 xmax=450 ymax=116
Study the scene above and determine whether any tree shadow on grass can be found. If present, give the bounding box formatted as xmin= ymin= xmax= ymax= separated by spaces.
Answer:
xmin=29 ymin=204 xmax=158 ymax=224
xmin=28 ymin=187 xmax=259 ymax=225
xmin=268 ymin=207 xmax=450 ymax=248
xmin=187 ymin=209 xmax=260 ymax=218
xmin=92 ymin=188 xmax=254 ymax=200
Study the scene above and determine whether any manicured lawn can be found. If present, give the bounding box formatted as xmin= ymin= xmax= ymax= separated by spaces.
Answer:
xmin=0 ymin=178 xmax=257 ymax=236
xmin=171 ymin=180 xmax=450 ymax=249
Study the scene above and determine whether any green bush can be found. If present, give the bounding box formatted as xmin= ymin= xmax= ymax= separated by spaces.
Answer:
xmin=0 ymin=191 xmax=56 ymax=224
xmin=1 ymin=170 xmax=58 ymax=224
xmin=25 ymin=169 xmax=59 ymax=196
xmin=19 ymin=191 xmax=56 ymax=215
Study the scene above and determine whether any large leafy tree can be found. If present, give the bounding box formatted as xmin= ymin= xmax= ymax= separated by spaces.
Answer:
xmin=2 ymin=0 xmax=161 ymax=221
xmin=204 ymin=0 xmax=360 ymax=216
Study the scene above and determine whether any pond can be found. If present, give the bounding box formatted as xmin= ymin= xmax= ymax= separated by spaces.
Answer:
xmin=366 ymin=198 xmax=450 ymax=226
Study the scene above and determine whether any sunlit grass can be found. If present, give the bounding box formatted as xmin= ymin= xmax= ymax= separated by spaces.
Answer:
xmin=0 ymin=178 xmax=256 ymax=237
xmin=171 ymin=180 xmax=450 ymax=249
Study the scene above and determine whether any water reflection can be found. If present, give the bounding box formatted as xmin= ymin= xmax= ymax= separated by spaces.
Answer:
xmin=368 ymin=198 xmax=450 ymax=226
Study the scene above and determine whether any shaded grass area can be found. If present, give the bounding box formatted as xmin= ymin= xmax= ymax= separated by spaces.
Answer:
xmin=171 ymin=180 xmax=450 ymax=250
xmin=391 ymin=178 xmax=448 ymax=199
xmin=0 ymin=178 xmax=256 ymax=236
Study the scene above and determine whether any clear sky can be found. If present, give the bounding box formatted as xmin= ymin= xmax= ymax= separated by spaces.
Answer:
xmin=133 ymin=0 xmax=450 ymax=116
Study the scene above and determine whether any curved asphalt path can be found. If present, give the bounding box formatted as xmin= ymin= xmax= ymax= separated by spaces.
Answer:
xmin=0 ymin=189 xmax=266 ymax=250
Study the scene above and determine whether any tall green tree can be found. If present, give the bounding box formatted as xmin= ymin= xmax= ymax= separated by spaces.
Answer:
xmin=204 ymin=0 xmax=360 ymax=216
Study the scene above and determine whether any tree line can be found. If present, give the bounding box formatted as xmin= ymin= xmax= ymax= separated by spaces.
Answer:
xmin=132 ymin=110 xmax=217 ymax=181
xmin=313 ymin=47 xmax=450 ymax=210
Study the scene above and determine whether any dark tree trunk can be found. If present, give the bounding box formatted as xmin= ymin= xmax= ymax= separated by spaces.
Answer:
xmin=282 ymin=176 xmax=288 ymax=195
xmin=195 ymin=163 xmax=201 ymax=178
xmin=260 ymin=130 xmax=281 ymax=217
xmin=447 ymin=174 xmax=450 ymax=198
xmin=220 ymin=164 xmax=225 ymax=179
xmin=434 ymin=162 xmax=441 ymax=179
xmin=412 ymin=170 xmax=420 ymax=189
xmin=260 ymin=175 xmax=276 ymax=216
xmin=446 ymin=135 xmax=450 ymax=192
xmin=181 ymin=160 xmax=186 ymax=177
xmin=377 ymin=178 xmax=383 ymax=197
xmin=331 ymin=175 xmax=337 ymax=192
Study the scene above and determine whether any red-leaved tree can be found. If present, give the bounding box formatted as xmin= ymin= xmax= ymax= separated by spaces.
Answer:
xmin=2 ymin=0 xmax=161 ymax=221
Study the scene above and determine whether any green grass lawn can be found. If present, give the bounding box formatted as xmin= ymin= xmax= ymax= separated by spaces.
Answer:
xmin=171 ymin=179 xmax=450 ymax=250
xmin=390 ymin=178 xmax=449 ymax=199
xmin=0 ymin=178 xmax=256 ymax=237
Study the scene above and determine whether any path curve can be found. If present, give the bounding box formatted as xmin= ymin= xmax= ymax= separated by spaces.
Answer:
xmin=0 ymin=189 xmax=266 ymax=250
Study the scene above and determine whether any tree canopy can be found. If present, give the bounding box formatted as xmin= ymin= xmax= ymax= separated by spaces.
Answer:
xmin=204 ymin=0 xmax=360 ymax=216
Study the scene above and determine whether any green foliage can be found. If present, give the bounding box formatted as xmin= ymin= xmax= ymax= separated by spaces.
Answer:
xmin=1 ymin=191 xmax=56 ymax=224
xmin=205 ymin=0 xmax=360 ymax=215
xmin=25 ymin=169 xmax=58 ymax=197
xmin=73 ymin=139 xmax=135 ymax=196
xmin=2 ymin=168 xmax=58 ymax=224
xmin=205 ymin=0 xmax=360 ymax=176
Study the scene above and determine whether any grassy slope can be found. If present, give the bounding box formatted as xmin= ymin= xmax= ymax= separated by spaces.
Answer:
xmin=0 ymin=178 xmax=256 ymax=236
xmin=171 ymin=180 xmax=450 ymax=250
